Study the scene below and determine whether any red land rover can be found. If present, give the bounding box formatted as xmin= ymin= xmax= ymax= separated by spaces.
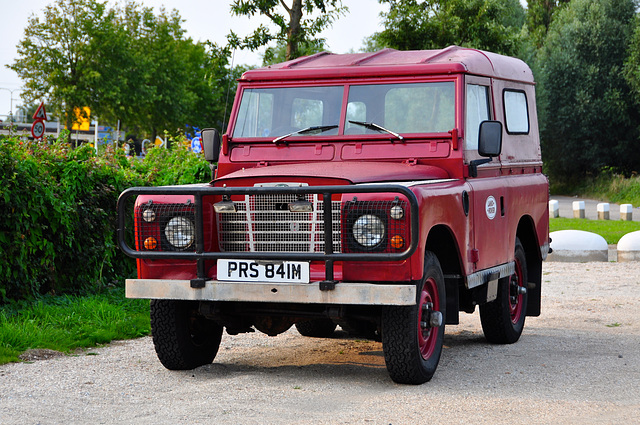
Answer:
xmin=118 ymin=46 xmax=549 ymax=384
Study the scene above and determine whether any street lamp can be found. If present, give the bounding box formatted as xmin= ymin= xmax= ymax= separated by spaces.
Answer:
xmin=0 ymin=87 xmax=22 ymax=124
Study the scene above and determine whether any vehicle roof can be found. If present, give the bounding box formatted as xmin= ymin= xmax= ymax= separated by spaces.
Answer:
xmin=240 ymin=46 xmax=534 ymax=83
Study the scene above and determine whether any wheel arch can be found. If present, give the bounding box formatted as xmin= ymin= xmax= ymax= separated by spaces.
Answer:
xmin=425 ymin=224 xmax=464 ymax=324
xmin=516 ymin=215 xmax=542 ymax=317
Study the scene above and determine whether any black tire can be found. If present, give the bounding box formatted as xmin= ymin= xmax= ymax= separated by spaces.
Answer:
xmin=150 ymin=300 xmax=223 ymax=370
xmin=480 ymin=238 xmax=529 ymax=344
xmin=381 ymin=251 xmax=446 ymax=385
xmin=295 ymin=318 xmax=337 ymax=338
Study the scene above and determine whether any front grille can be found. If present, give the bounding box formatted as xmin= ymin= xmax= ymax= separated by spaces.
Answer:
xmin=217 ymin=194 xmax=341 ymax=253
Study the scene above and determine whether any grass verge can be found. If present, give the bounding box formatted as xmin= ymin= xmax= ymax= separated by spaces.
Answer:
xmin=550 ymin=173 xmax=640 ymax=207
xmin=0 ymin=289 xmax=150 ymax=365
xmin=549 ymin=217 xmax=640 ymax=244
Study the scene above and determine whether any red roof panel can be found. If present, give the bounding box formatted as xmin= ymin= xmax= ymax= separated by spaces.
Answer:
xmin=241 ymin=46 xmax=533 ymax=83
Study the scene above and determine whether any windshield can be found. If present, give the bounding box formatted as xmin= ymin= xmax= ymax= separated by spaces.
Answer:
xmin=233 ymin=86 xmax=343 ymax=138
xmin=232 ymin=82 xmax=455 ymax=138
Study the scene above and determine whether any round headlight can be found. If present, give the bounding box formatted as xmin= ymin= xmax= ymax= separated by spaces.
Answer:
xmin=165 ymin=217 xmax=195 ymax=249
xmin=353 ymin=214 xmax=385 ymax=248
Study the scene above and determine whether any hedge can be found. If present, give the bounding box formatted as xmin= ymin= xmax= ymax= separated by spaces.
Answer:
xmin=0 ymin=134 xmax=210 ymax=302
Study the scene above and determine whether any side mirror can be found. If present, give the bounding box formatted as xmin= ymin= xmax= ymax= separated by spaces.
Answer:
xmin=478 ymin=120 xmax=502 ymax=157
xmin=202 ymin=128 xmax=221 ymax=163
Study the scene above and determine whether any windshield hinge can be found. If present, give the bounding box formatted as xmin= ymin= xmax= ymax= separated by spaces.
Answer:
xmin=257 ymin=161 xmax=269 ymax=167
xmin=403 ymin=158 xmax=418 ymax=166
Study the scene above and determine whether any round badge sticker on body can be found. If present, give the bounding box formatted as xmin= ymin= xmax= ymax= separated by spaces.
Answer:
xmin=485 ymin=196 xmax=497 ymax=220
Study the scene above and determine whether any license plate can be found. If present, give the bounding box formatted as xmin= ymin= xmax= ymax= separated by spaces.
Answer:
xmin=217 ymin=259 xmax=310 ymax=283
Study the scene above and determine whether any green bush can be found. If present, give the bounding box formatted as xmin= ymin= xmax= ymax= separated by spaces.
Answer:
xmin=0 ymin=134 xmax=210 ymax=303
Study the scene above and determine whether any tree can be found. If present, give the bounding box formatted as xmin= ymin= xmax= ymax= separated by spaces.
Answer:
xmin=228 ymin=0 xmax=347 ymax=62
xmin=9 ymin=0 xmax=116 ymax=132
xmin=525 ymin=0 xmax=570 ymax=48
xmin=371 ymin=0 xmax=525 ymax=56
xmin=11 ymin=0 xmax=241 ymax=141
xmin=536 ymin=0 xmax=640 ymax=180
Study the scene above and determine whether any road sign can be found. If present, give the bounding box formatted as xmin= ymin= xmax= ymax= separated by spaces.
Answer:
xmin=191 ymin=137 xmax=202 ymax=153
xmin=31 ymin=119 xmax=45 ymax=139
xmin=33 ymin=102 xmax=48 ymax=121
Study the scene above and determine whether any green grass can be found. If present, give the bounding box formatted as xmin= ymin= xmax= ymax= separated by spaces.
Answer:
xmin=0 ymin=289 xmax=150 ymax=365
xmin=549 ymin=217 xmax=640 ymax=244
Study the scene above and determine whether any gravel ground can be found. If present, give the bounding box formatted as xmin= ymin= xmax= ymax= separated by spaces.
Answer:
xmin=2 ymin=262 xmax=640 ymax=425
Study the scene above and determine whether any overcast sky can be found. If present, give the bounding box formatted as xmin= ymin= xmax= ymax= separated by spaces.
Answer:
xmin=0 ymin=0 xmax=387 ymax=119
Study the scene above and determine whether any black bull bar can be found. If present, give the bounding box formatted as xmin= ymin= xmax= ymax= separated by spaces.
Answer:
xmin=117 ymin=184 xmax=420 ymax=289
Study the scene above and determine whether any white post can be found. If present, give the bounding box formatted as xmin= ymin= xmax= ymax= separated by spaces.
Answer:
xmin=621 ymin=204 xmax=633 ymax=221
xmin=597 ymin=203 xmax=610 ymax=220
xmin=573 ymin=201 xmax=585 ymax=219
xmin=94 ymin=119 xmax=99 ymax=155
xmin=549 ymin=200 xmax=560 ymax=218
xmin=116 ymin=120 xmax=120 ymax=149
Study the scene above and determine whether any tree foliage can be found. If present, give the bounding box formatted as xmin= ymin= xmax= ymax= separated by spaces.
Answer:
xmin=371 ymin=0 xmax=525 ymax=56
xmin=9 ymin=0 xmax=114 ymax=131
xmin=525 ymin=0 xmax=570 ymax=48
xmin=228 ymin=0 xmax=347 ymax=62
xmin=10 ymin=0 xmax=239 ymax=139
xmin=536 ymin=0 xmax=640 ymax=180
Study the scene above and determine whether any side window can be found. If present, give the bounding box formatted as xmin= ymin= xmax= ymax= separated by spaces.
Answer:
xmin=465 ymin=84 xmax=490 ymax=150
xmin=503 ymin=90 xmax=529 ymax=134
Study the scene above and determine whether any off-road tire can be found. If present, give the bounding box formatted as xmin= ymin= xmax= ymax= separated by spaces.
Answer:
xmin=150 ymin=300 xmax=223 ymax=370
xmin=295 ymin=319 xmax=337 ymax=338
xmin=381 ymin=251 xmax=446 ymax=385
xmin=480 ymin=238 xmax=529 ymax=344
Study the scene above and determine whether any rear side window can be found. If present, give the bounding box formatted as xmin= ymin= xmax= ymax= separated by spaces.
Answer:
xmin=503 ymin=90 xmax=529 ymax=134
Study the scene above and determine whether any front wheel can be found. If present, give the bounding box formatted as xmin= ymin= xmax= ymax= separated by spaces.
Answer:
xmin=381 ymin=251 xmax=446 ymax=384
xmin=480 ymin=238 xmax=529 ymax=344
xmin=150 ymin=300 xmax=223 ymax=370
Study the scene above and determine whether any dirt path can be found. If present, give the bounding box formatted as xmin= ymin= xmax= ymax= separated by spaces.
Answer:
xmin=1 ymin=262 xmax=639 ymax=424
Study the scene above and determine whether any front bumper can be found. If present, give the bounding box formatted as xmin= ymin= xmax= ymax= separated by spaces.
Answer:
xmin=126 ymin=279 xmax=417 ymax=306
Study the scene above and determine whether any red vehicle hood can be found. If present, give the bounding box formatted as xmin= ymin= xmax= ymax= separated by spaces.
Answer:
xmin=215 ymin=161 xmax=449 ymax=185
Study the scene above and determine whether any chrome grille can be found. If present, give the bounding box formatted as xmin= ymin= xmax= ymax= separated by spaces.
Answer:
xmin=217 ymin=194 xmax=341 ymax=253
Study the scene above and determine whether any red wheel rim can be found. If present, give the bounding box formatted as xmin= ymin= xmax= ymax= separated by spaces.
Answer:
xmin=418 ymin=277 xmax=439 ymax=360
xmin=509 ymin=257 xmax=524 ymax=324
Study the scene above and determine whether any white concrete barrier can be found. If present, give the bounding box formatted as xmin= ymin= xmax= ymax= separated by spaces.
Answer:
xmin=621 ymin=204 xmax=633 ymax=221
xmin=547 ymin=230 xmax=608 ymax=262
xmin=597 ymin=203 xmax=610 ymax=220
xmin=573 ymin=201 xmax=585 ymax=219
xmin=617 ymin=231 xmax=640 ymax=262
xmin=549 ymin=200 xmax=560 ymax=218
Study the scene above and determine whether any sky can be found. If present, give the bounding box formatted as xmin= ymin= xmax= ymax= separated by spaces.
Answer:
xmin=0 ymin=0 xmax=388 ymax=121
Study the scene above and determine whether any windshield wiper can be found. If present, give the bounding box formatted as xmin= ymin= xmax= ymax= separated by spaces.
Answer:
xmin=272 ymin=124 xmax=339 ymax=144
xmin=348 ymin=120 xmax=404 ymax=141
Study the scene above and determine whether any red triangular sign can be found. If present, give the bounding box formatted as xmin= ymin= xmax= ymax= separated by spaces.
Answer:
xmin=33 ymin=102 xmax=48 ymax=121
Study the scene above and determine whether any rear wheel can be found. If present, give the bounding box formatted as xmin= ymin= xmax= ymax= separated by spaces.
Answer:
xmin=150 ymin=300 xmax=223 ymax=370
xmin=381 ymin=251 xmax=446 ymax=384
xmin=295 ymin=319 xmax=337 ymax=338
xmin=480 ymin=238 xmax=529 ymax=344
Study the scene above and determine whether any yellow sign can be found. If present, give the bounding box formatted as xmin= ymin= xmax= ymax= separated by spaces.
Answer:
xmin=71 ymin=107 xmax=90 ymax=131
